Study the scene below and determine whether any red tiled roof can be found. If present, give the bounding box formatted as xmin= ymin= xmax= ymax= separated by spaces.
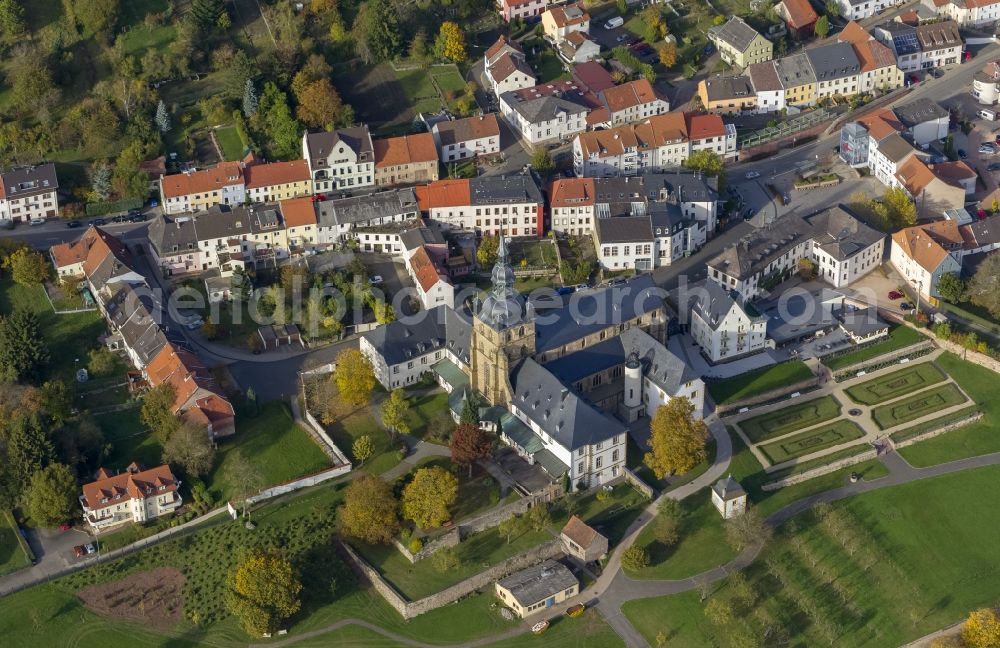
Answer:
xmin=279 ymin=196 xmax=317 ymax=228
xmin=572 ymin=61 xmax=616 ymax=93
xmin=415 ymin=179 xmax=472 ymax=210
xmin=410 ymin=246 xmax=444 ymax=293
xmin=81 ymin=464 xmax=179 ymax=512
xmin=685 ymin=112 xmax=726 ymax=140
xmin=549 ymin=178 xmax=594 ymax=208
xmin=243 ymin=159 xmax=310 ymax=190
xmin=561 ymin=515 xmax=601 ymax=549
xmin=373 ymin=132 xmax=438 ymax=168
xmin=601 ymin=79 xmax=660 ymax=113
xmin=778 ymin=0 xmax=818 ymax=29
xmin=79 ymin=226 xmax=134 ymax=278
xmin=160 ymin=162 xmax=244 ymax=199
xmin=858 ymin=107 xmax=904 ymax=141
xmin=486 ymin=35 xmax=523 ymax=62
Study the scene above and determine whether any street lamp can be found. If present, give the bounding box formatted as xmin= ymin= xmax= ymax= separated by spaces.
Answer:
xmin=911 ymin=278 xmax=922 ymax=318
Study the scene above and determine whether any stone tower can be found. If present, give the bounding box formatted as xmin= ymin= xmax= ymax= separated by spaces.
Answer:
xmin=470 ymin=232 xmax=535 ymax=406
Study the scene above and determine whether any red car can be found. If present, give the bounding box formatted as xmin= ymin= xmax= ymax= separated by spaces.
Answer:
xmin=888 ymin=290 xmax=904 ymax=300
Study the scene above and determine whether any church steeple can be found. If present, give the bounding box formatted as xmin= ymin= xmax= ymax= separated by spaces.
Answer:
xmin=478 ymin=222 xmax=524 ymax=329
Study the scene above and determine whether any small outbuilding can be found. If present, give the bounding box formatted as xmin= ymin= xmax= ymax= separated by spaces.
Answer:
xmin=711 ymin=476 xmax=747 ymax=519
xmin=560 ymin=515 xmax=609 ymax=562
xmin=495 ymin=560 xmax=579 ymax=618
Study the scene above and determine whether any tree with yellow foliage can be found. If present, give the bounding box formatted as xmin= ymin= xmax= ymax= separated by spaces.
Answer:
xmin=401 ymin=465 xmax=458 ymax=529
xmin=338 ymin=474 xmax=400 ymax=543
xmin=644 ymin=397 xmax=709 ymax=478
xmin=434 ymin=21 xmax=466 ymax=63
xmin=225 ymin=550 xmax=302 ymax=637
xmin=659 ymin=42 xmax=678 ymax=68
xmin=334 ymin=348 xmax=376 ymax=407
xmin=962 ymin=608 xmax=1000 ymax=648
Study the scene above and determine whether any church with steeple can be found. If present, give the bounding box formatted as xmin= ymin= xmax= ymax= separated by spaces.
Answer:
xmin=360 ymin=232 xmax=705 ymax=491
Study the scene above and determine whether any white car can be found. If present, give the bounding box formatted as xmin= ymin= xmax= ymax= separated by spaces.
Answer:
xmin=184 ymin=316 xmax=204 ymax=330
xmin=368 ymin=275 xmax=384 ymax=285
xmin=744 ymin=170 xmax=761 ymax=179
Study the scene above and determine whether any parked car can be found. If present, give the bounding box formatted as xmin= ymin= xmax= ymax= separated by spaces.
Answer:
xmin=368 ymin=275 xmax=384 ymax=285
xmin=908 ymin=73 xmax=920 ymax=85
xmin=930 ymin=68 xmax=944 ymax=78
xmin=128 ymin=214 xmax=145 ymax=223
xmin=782 ymin=193 xmax=791 ymax=205
xmin=555 ymin=286 xmax=573 ymax=295
xmin=91 ymin=217 xmax=107 ymax=226
xmin=73 ymin=543 xmax=96 ymax=558
xmin=744 ymin=170 xmax=760 ymax=179
xmin=978 ymin=143 xmax=996 ymax=154
xmin=703 ymin=43 xmax=714 ymax=55
xmin=65 ymin=220 xmax=82 ymax=228
xmin=58 ymin=523 xmax=71 ymax=532
xmin=958 ymin=149 xmax=968 ymax=159
xmin=900 ymin=302 xmax=914 ymax=310
xmin=888 ymin=290 xmax=904 ymax=300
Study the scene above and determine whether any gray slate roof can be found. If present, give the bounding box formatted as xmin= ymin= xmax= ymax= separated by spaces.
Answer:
xmin=702 ymin=75 xmax=755 ymax=102
xmin=511 ymin=358 xmax=627 ymax=450
xmin=317 ymin=188 xmax=419 ymax=228
xmin=496 ymin=560 xmax=577 ymax=608
xmin=877 ymin=132 xmax=915 ymax=162
xmin=105 ymin=285 xmax=168 ymax=367
xmin=805 ymin=42 xmax=860 ymax=82
xmin=400 ymin=224 xmax=446 ymax=252
xmin=470 ymin=175 xmax=543 ymax=205
xmin=595 ymin=215 xmax=653 ymax=244
xmin=707 ymin=216 xmax=813 ymax=281
xmin=774 ymin=51 xmax=816 ymax=87
xmin=709 ymin=17 xmax=762 ymax=53
xmin=893 ymin=98 xmax=949 ymax=128
xmin=806 ymin=205 xmax=885 ymax=261
xmin=502 ymin=94 xmax=589 ymax=124
xmin=691 ymin=279 xmax=744 ymax=331
xmin=839 ymin=308 xmax=888 ymax=336
xmin=1 ymin=163 xmax=58 ymax=197
xmin=360 ymin=305 xmax=472 ymax=366
xmin=304 ymin=126 xmax=374 ymax=168
xmin=713 ymin=476 xmax=745 ymax=501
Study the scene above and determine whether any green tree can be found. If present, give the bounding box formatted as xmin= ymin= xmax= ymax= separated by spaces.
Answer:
xmin=256 ymin=82 xmax=302 ymax=160
xmin=459 ymin=391 xmax=481 ymax=425
xmin=477 ymin=235 xmax=499 ymax=267
xmin=380 ymin=388 xmax=410 ymax=439
xmin=409 ymin=30 xmax=431 ymax=67
xmin=704 ymin=597 xmax=735 ymax=626
xmin=354 ymin=0 xmax=402 ymax=64
xmin=498 ymin=513 xmax=525 ymax=544
xmin=0 ymin=0 xmax=26 ymax=40
xmin=525 ymin=503 xmax=551 ymax=531
xmin=191 ymin=0 xmax=226 ymax=31
xmin=401 ymin=466 xmax=459 ymax=529
xmin=0 ymin=308 xmax=50 ymax=383
xmin=162 ymin=421 xmax=215 ymax=477
xmin=936 ymin=272 xmax=965 ymax=303
xmin=622 ymin=545 xmax=650 ymax=571
xmin=26 ymin=463 xmax=77 ymax=527
xmin=7 ymin=415 xmax=54 ymax=489
xmin=683 ymin=150 xmax=727 ymax=190
xmin=225 ymin=449 xmax=263 ymax=518
xmin=77 ymin=0 xmax=120 ymax=39
xmin=825 ymin=0 xmax=840 ymax=17
xmin=334 ymin=349 xmax=376 ymax=407
xmin=654 ymin=498 xmax=685 ymax=547
xmin=225 ymin=550 xmax=302 ymax=637
xmin=155 ymin=100 xmax=171 ymax=134
xmin=644 ymin=397 xmax=709 ymax=479
xmin=351 ymin=435 xmax=374 ymax=466
xmin=338 ymin=474 xmax=399 ymax=544
xmin=5 ymin=248 xmax=49 ymax=286
xmin=814 ymin=15 xmax=829 ymax=39
xmin=449 ymin=422 xmax=493 ymax=477
xmin=530 ymin=147 xmax=554 ymax=176
xmin=966 ymin=251 xmax=1000 ymax=318
xmin=431 ymin=546 xmax=461 ymax=572
xmin=296 ymin=78 xmax=345 ymax=129
xmin=140 ymin=383 xmax=179 ymax=441
xmin=881 ymin=186 xmax=917 ymax=229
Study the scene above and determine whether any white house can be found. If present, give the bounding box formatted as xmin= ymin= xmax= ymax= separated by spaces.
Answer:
xmin=836 ymin=0 xmax=894 ymax=21
xmin=0 ymin=164 xmax=59 ymax=223
xmin=746 ymin=61 xmax=786 ymax=114
xmin=302 ymin=126 xmax=375 ymax=194
xmin=407 ymin=245 xmax=455 ymax=310
xmin=416 ymin=175 xmax=544 ymax=238
xmin=711 ymin=476 xmax=747 ymax=519
xmin=689 ymin=281 xmax=769 ymax=363
xmin=80 ymin=464 xmax=182 ymax=531
xmin=499 ymin=91 xmax=589 ymax=146
xmin=807 ymin=207 xmax=886 ymax=288
xmin=890 ymin=219 xmax=968 ymax=299
xmin=922 ymin=0 xmax=1000 ymax=27
xmin=973 ymin=60 xmax=1000 ymax=105
xmin=432 ymin=114 xmax=502 ymax=162
xmin=596 ymin=79 xmax=670 ymax=127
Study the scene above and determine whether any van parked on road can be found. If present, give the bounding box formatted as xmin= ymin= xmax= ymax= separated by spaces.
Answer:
xmin=980 ymin=108 xmax=996 ymax=121
xmin=604 ymin=16 xmax=624 ymax=29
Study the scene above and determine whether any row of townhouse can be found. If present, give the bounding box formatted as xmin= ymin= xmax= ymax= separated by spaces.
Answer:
xmin=840 ymin=100 xmax=975 ymax=218
xmin=548 ymin=173 xmax=719 ymax=271
xmin=573 ymin=112 xmax=737 ymax=176
xmin=706 ymin=205 xmax=886 ymax=300
xmin=922 ymin=0 xmax=1000 ymax=27
xmin=701 ymin=21 xmax=910 ymax=114
xmin=890 ymin=213 xmax=1000 ymax=300
xmin=0 ymin=164 xmax=60 ymax=223
xmin=49 ymin=227 xmax=236 ymax=440
xmin=871 ymin=18 xmax=963 ymax=72
xmin=415 ymin=175 xmax=545 ymax=238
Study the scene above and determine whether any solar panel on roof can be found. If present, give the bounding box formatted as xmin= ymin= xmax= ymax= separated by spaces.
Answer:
xmin=893 ymin=32 xmax=919 ymax=56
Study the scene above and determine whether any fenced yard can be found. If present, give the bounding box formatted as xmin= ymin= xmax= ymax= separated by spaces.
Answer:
xmin=871 ymin=384 xmax=968 ymax=430
xmin=333 ymin=63 xmax=447 ymax=135
xmin=845 ymin=362 xmax=947 ymax=406
xmin=759 ymin=420 xmax=866 ymax=465
xmin=738 ymin=395 xmax=841 ymax=444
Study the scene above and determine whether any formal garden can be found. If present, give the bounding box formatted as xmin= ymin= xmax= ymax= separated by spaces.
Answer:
xmin=758 ymin=420 xmax=866 ymax=465
xmin=738 ymin=395 xmax=841 ymax=444
xmin=844 ymin=361 xmax=947 ymax=406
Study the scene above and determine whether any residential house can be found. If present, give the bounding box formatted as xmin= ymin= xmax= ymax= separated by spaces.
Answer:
xmin=922 ymin=0 xmax=1000 ymax=27
xmin=557 ymin=31 xmax=602 ymax=64
xmin=689 ymin=281 xmax=769 ymax=362
xmin=893 ymin=97 xmax=949 ymax=146
xmin=432 ymin=114 xmax=502 ymax=162
xmin=0 ymin=164 xmax=59 ymax=223
xmin=806 ymin=206 xmax=886 ymax=288
xmin=406 ymin=245 xmax=455 ymax=310
xmin=746 ymin=61 xmax=786 ymax=114
xmin=890 ymin=219 xmax=966 ymax=298
xmin=242 ymin=157 xmax=311 ymax=203
xmin=50 ymin=226 xmax=120 ymax=280
xmin=973 ymin=59 xmax=1000 ymax=104
xmin=80 ymin=464 xmax=182 ymax=531
xmin=415 ymin=175 xmax=544 ymax=237
xmin=484 ymin=36 xmax=535 ymax=95
xmin=774 ymin=51 xmax=817 ymax=107
xmin=806 ymin=42 xmax=862 ymax=102
xmin=687 ymin=113 xmax=738 ymax=161
xmin=571 ymin=61 xmax=617 ymax=94
xmin=838 ymin=21 xmax=905 ymax=93
xmin=932 ymin=161 xmax=978 ymax=196
xmin=560 ymin=515 xmax=608 ymax=562
xmin=708 ymin=17 xmax=773 ymax=69
xmin=711 ymin=476 xmax=747 ymax=518
xmin=549 ymin=177 xmax=595 ymax=236
xmin=146 ymin=343 xmax=235 ymax=439
xmin=595 ymin=79 xmax=670 ymax=126
xmin=594 ymin=215 xmax=656 ymax=270
xmin=542 ymin=3 xmax=590 ymax=42
xmin=280 ymin=196 xmax=320 ymax=254
xmin=775 ymin=0 xmax=819 ymax=39
xmin=495 ymin=560 xmax=579 ymax=618
xmin=873 ymin=19 xmax=962 ymax=72
xmin=499 ymin=89 xmax=589 ymax=146
xmin=302 ymin=126 xmax=375 ymax=194
xmin=103 ymin=285 xmax=169 ymax=371
xmin=497 ymin=0 xmax=548 ymax=22
xmin=836 ymin=0 xmax=895 ymax=21
xmin=895 ymin=156 xmax=967 ymax=217
xmin=316 ymin=188 xmax=420 ymax=246
xmin=697 ymin=74 xmax=758 ymax=114
xmin=158 ymin=162 xmax=245 ymax=215
xmin=373 ymin=133 xmax=440 ymax=187
xmin=870 ymin=132 xmax=916 ymax=187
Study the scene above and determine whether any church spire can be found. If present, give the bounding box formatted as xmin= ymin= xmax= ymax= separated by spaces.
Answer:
xmin=478 ymin=219 xmax=522 ymax=328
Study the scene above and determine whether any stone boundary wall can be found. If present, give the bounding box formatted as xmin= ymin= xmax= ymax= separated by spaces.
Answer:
xmin=622 ymin=466 xmax=656 ymax=498
xmin=830 ymin=340 xmax=936 ymax=381
xmin=715 ymin=375 xmax=821 ymax=417
xmin=893 ymin=412 xmax=985 ymax=449
xmin=762 ymin=447 xmax=878 ymax=491
xmin=793 ymin=178 xmax=839 ymax=190
xmin=342 ymin=538 xmax=564 ymax=619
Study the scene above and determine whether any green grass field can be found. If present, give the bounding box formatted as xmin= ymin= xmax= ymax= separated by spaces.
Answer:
xmin=870 ymin=383 xmax=967 ymax=430
xmin=737 ymin=395 xmax=841 ymax=443
xmin=624 ymin=464 xmax=1000 ymax=648
xmin=898 ymin=353 xmax=1000 ymax=466
xmin=707 ymin=361 xmax=813 ymax=405
xmin=552 ymin=483 xmax=648 ymax=548
xmin=430 ymin=65 xmax=467 ymax=95
xmin=0 ymin=511 xmax=29 ymax=577
xmin=759 ymin=420 xmax=866 ymax=465
xmin=214 ymin=126 xmax=245 ymax=161
xmin=626 ymin=490 xmax=735 ymax=580
xmin=823 ymin=325 xmax=924 ymax=371
xmin=845 ymin=362 xmax=947 ymax=405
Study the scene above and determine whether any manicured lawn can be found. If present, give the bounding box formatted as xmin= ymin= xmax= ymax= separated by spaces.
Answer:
xmin=765 ymin=443 xmax=873 ymax=482
xmin=627 ymin=490 xmax=735 ymax=580
xmin=407 ymin=456 xmax=502 ymax=525
xmin=624 ymin=464 xmax=1000 ymax=648
xmin=898 ymin=352 xmax=1000 ymax=466
xmin=97 ymin=406 xmax=162 ymax=471
xmin=823 ymin=325 xmax=924 ymax=370
xmin=324 ymin=402 xmax=399 ymax=476
xmin=351 ymin=524 xmax=554 ymax=600
xmin=845 ymin=362 xmax=947 ymax=405
xmin=706 ymin=361 xmax=813 ymax=405
xmin=403 ymin=390 xmax=452 ymax=443
xmin=430 ymin=65 xmax=467 ymax=95
xmin=509 ymin=239 xmax=558 ymax=268
xmin=206 ymin=402 xmax=332 ymax=500
xmin=552 ymin=483 xmax=649 ymax=548
xmin=737 ymin=395 xmax=841 ymax=443
xmin=890 ymin=405 xmax=981 ymax=444
xmin=0 ymin=511 xmax=29 ymax=577
xmin=214 ymin=126 xmax=245 ymax=161
xmin=870 ymin=383 xmax=967 ymax=430
xmin=395 ymin=67 xmax=443 ymax=116
xmin=758 ymin=420 xmax=866 ymax=465
xmin=629 ymin=435 xmax=717 ymax=494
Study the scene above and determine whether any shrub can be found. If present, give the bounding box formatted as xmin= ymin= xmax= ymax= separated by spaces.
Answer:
xmin=596 ymin=488 xmax=610 ymax=502
xmin=408 ymin=537 xmax=423 ymax=553
xmin=621 ymin=546 xmax=649 ymax=571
